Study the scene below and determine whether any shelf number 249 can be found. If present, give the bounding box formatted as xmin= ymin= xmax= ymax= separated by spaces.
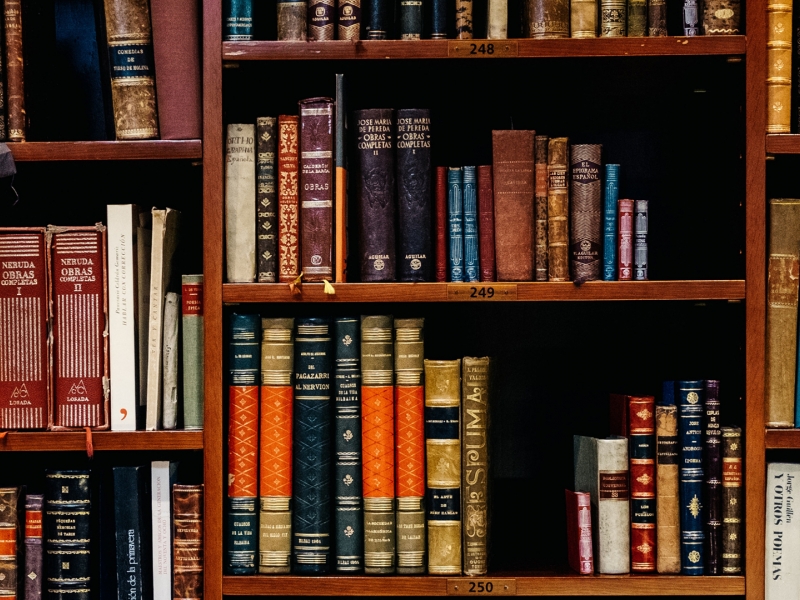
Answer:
xmin=469 ymin=43 xmax=495 ymax=55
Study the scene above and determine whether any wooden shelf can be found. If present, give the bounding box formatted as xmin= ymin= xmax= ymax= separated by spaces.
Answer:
xmin=765 ymin=428 xmax=800 ymax=448
xmin=6 ymin=140 xmax=202 ymax=161
xmin=0 ymin=430 xmax=203 ymax=451
xmin=223 ymin=36 xmax=747 ymax=61
xmin=766 ymin=134 xmax=800 ymax=154
xmin=223 ymin=574 xmax=746 ymax=596
xmin=223 ymin=280 xmax=746 ymax=303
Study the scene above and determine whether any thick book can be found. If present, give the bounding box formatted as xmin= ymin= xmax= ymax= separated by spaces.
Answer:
xmin=394 ymin=319 xmax=426 ymax=574
xmin=702 ymin=0 xmax=739 ymax=32
xmin=4 ymin=0 xmax=25 ymax=141
xmin=225 ymin=124 xmax=256 ymax=283
xmin=172 ymin=484 xmax=203 ymax=599
xmin=766 ymin=462 xmax=800 ymax=600
xmin=601 ymin=0 xmax=626 ymax=35
xmin=656 ymin=392 xmax=680 ymax=573
xmin=361 ymin=315 xmax=396 ymax=574
xmin=24 ymin=494 xmax=43 ymax=600
xmin=703 ymin=380 xmax=722 ymax=575
xmin=571 ymin=0 xmax=596 ymax=37
xmin=447 ymin=167 xmax=464 ymax=283
xmin=477 ymin=166 xmax=496 ymax=282
xmin=424 ymin=359 xmax=461 ymax=575
xmin=463 ymin=167 xmax=480 ymax=283
xmin=335 ymin=74 xmax=349 ymax=282
xmin=767 ymin=0 xmax=792 ymax=132
xmin=569 ymin=144 xmax=602 ymax=282
xmin=602 ymin=165 xmax=619 ymax=281
xmin=534 ymin=136 xmax=548 ymax=281
xmin=308 ymin=0 xmax=334 ymax=39
xmin=527 ymin=0 xmax=568 ymax=37
xmin=573 ymin=436 xmax=630 ymax=574
xmin=276 ymin=0 xmax=305 ymax=40
xmin=337 ymin=0 xmax=360 ymax=38
xmin=151 ymin=461 xmax=177 ymax=600
xmin=182 ymin=275 xmax=204 ymax=430
xmin=627 ymin=0 xmax=646 ymax=35
xmin=492 ymin=130 xmax=535 ymax=281
xmin=293 ymin=317 xmax=333 ymax=573
xmin=224 ymin=0 xmax=253 ymax=39
xmin=633 ymin=199 xmax=648 ymax=281
xmin=258 ymin=318 xmax=294 ymax=574
xmin=113 ymin=466 xmax=152 ymax=600
xmin=547 ymin=138 xmax=569 ymax=281
xmin=565 ymin=490 xmax=593 ymax=574
xmin=365 ymin=0 xmax=389 ymax=38
xmin=256 ymin=117 xmax=278 ymax=283
xmin=396 ymin=109 xmax=432 ymax=282
xmin=401 ymin=0 xmax=423 ymax=38
xmin=278 ymin=115 xmax=301 ymax=283
xmin=721 ymin=426 xmax=742 ymax=574
xmin=161 ymin=292 xmax=180 ymax=430
xmin=487 ymin=0 xmax=507 ymax=37
xmin=226 ymin=314 xmax=260 ymax=575
xmin=355 ymin=109 xmax=396 ymax=282
xmin=435 ymin=167 xmax=447 ymax=283
xmin=617 ymin=199 xmax=634 ymax=281
xmin=677 ymin=380 xmax=704 ymax=575
xmin=0 ymin=488 xmax=19 ymax=599
xmin=0 ymin=228 xmax=49 ymax=430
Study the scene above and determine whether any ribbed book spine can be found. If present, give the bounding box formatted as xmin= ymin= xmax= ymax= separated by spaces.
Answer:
xmin=547 ymin=138 xmax=569 ymax=281
xmin=602 ymin=165 xmax=619 ymax=281
xmin=634 ymin=199 xmax=648 ymax=281
xmin=113 ymin=467 xmax=150 ymax=600
xmin=24 ymin=494 xmax=43 ymax=600
xmin=766 ymin=463 xmax=800 ymax=600
xmin=226 ymin=314 xmax=260 ymax=575
xmin=224 ymin=0 xmax=253 ymax=39
xmin=172 ymin=484 xmax=203 ymax=599
xmin=257 ymin=117 xmax=278 ymax=283
xmin=225 ymin=124 xmax=256 ymax=283
xmin=478 ymin=166 xmax=496 ymax=282
xmin=447 ymin=168 xmax=464 ymax=283
xmin=4 ymin=0 xmax=24 ymax=141
xmin=462 ymin=166 xmax=480 ymax=283
xmin=0 ymin=488 xmax=19 ymax=600
xmin=721 ymin=426 xmax=742 ymax=574
xmin=435 ymin=167 xmax=447 ymax=283
xmin=277 ymin=0 xmax=306 ymax=39
xmin=678 ymin=380 xmax=704 ymax=575
xmin=629 ymin=396 xmax=656 ymax=572
xmin=182 ymin=275 xmax=204 ymax=430
xmin=394 ymin=319 xmax=426 ymax=574
xmin=259 ymin=318 xmax=294 ymax=574
xmin=534 ymin=136 xmax=549 ymax=281
xmin=627 ymin=0 xmax=646 ymax=35
xmin=656 ymin=398 xmax=680 ymax=573
xmin=767 ymin=0 xmax=792 ymax=132
xmin=338 ymin=0 xmax=360 ymax=38
xmin=617 ymin=199 xmax=634 ymax=281
xmin=703 ymin=380 xmax=722 ymax=575
xmin=600 ymin=0 xmax=625 ymax=35
xmin=424 ymin=359 xmax=462 ymax=575
xmin=569 ymin=144 xmax=602 ymax=282
xmin=333 ymin=317 xmax=363 ymax=572
xmin=361 ymin=316 xmax=396 ymax=574
xmin=455 ymin=0 xmax=473 ymax=38
xmin=278 ymin=115 xmax=301 ymax=283
xmin=565 ymin=490 xmax=593 ymax=574
xmin=308 ymin=0 xmax=335 ymax=39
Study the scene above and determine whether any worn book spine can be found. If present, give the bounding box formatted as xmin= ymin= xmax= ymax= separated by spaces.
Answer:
xmin=366 ymin=0 xmax=389 ymax=38
xmin=361 ymin=315 xmax=395 ymax=574
xmin=226 ymin=314 xmax=259 ymax=575
xmin=678 ymin=380 xmax=704 ymax=575
xmin=335 ymin=75 xmax=349 ymax=281
xmin=492 ymin=130 xmax=535 ymax=281
xmin=257 ymin=117 xmax=278 ymax=283
xmin=602 ymin=165 xmax=619 ymax=281
xmin=571 ymin=0 xmax=596 ymax=37
xmin=656 ymin=402 xmax=680 ymax=573
xmin=161 ymin=292 xmax=180 ymax=430
xmin=0 ymin=488 xmax=19 ymax=599
xmin=627 ymin=0 xmax=646 ymax=34
xmin=278 ymin=116 xmax=301 ymax=282
xmin=486 ymin=0 xmax=507 ymax=38
xmin=455 ymin=0 xmax=473 ymax=37
xmin=0 ymin=228 xmax=49 ymax=430
xmin=634 ymin=199 xmax=648 ymax=281
xmin=173 ymin=484 xmax=203 ymax=599
xmin=182 ymin=275 xmax=204 ymax=430
xmin=226 ymin=124 xmax=257 ymax=283
xmin=617 ymin=199 xmax=634 ymax=281
xmin=431 ymin=0 xmax=447 ymax=37
xmin=703 ymin=0 xmax=739 ymax=32
xmin=0 ymin=47 xmax=6 ymax=141
xmin=24 ymin=494 xmax=43 ymax=600
xmin=151 ymin=461 xmax=177 ymax=600
xmin=113 ymin=467 xmax=150 ymax=600
xmin=703 ymin=380 xmax=722 ymax=575
xmin=463 ymin=166 xmax=480 ymax=283
xmin=629 ymin=396 xmax=656 ymax=572
xmin=601 ymin=0 xmax=626 ymax=35
xmin=308 ymin=0 xmax=334 ymax=39
xmin=225 ymin=0 xmax=254 ymax=39
xmin=401 ymin=0 xmax=424 ymax=37
xmin=478 ymin=166 xmax=496 ymax=282
xmin=569 ymin=144 xmax=601 ymax=282
xmin=396 ymin=109 xmax=432 ymax=282
xmin=721 ymin=426 xmax=742 ymax=574
xmin=259 ymin=318 xmax=294 ymax=574
xmin=333 ymin=318 xmax=363 ymax=572
xmin=528 ymin=0 xmax=569 ymax=37
xmin=355 ymin=109 xmax=396 ymax=282
xmin=447 ymin=168 xmax=465 ymax=283
xmin=766 ymin=462 xmax=800 ymax=600
xmin=435 ymin=167 xmax=447 ymax=283
xmin=394 ymin=319 xmax=426 ymax=574
xmin=4 ymin=0 xmax=25 ymax=141
xmin=648 ymin=0 xmax=667 ymax=34
xmin=682 ymin=0 xmax=700 ymax=34
xmin=277 ymin=0 xmax=306 ymax=39
xmin=338 ymin=0 xmax=361 ymax=38
xmin=299 ymin=98 xmax=334 ymax=282
xmin=565 ymin=490 xmax=593 ymax=574
xmin=547 ymin=138 xmax=569 ymax=282
xmin=534 ymin=136 xmax=548 ymax=281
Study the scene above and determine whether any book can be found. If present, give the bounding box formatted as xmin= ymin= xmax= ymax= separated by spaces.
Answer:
xmin=278 ymin=115 xmax=301 ymax=283
xmin=627 ymin=0 xmax=646 ymax=35
xmin=602 ymin=165 xmax=619 ymax=281
xmin=0 ymin=228 xmax=49 ymax=430
xmin=704 ymin=381 xmax=722 ymax=575
xmin=338 ymin=0 xmax=360 ymax=38
xmin=486 ymin=0 xmax=506 ymax=38
xmin=547 ymin=137 xmax=569 ymax=282
xmin=308 ymin=0 xmax=335 ymax=39
xmin=4 ymin=0 xmax=25 ymax=141
xmin=534 ymin=136 xmax=548 ymax=281
xmin=569 ymin=144 xmax=602 ymax=282
xmin=401 ymin=0 xmax=423 ymax=38
xmin=565 ymin=490 xmax=593 ymax=574
xmin=435 ymin=166 xmax=447 ymax=283
xmin=256 ymin=117 xmax=278 ymax=283
xmin=151 ymin=461 xmax=177 ymax=600
xmin=447 ymin=167 xmax=464 ymax=283
xmin=335 ymin=74 xmax=349 ymax=282
xmin=648 ymin=0 xmax=667 ymax=33
xmin=768 ymin=0 xmax=791 ymax=132
xmin=702 ymin=0 xmax=740 ymax=33
xmin=571 ymin=0 xmax=596 ymax=37
xmin=527 ymin=0 xmax=568 ymax=37
xmin=462 ymin=356 xmax=490 ymax=576
xmin=601 ymin=0 xmax=626 ymax=35
xmin=492 ymin=130 xmax=535 ymax=281
xmin=172 ymin=484 xmax=203 ymax=599
xmin=136 ymin=214 xmax=152 ymax=427
xmin=455 ymin=0 xmax=472 ymax=38
xmin=113 ymin=466 xmax=152 ymax=600
xmin=24 ymin=494 xmax=43 ymax=600
xmin=682 ymin=0 xmax=700 ymax=34
xmin=721 ymin=426 xmax=742 ymax=574
xmin=431 ymin=0 xmax=446 ymax=38
xmin=462 ymin=167 xmax=480 ymax=283
xmin=633 ymin=199 xmax=648 ymax=281
xmin=656 ymin=386 xmax=680 ymax=574
xmin=225 ymin=124 xmax=256 ymax=284
xmin=617 ymin=199 xmax=634 ymax=281
xmin=276 ymin=0 xmax=306 ymax=40
xmin=477 ymin=166 xmax=496 ymax=282
xmin=0 ymin=488 xmax=19 ymax=599
xmin=161 ymin=292 xmax=180 ymax=429
xmin=765 ymin=463 xmax=800 ymax=600
xmin=224 ymin=0 xmax=253 ymax=39
xmin=677 ymin=380 xmax=704 ymax=575
xmin=424 ymin=359 xmax=461 ymax=575
xmin=182 ymin=275 xmax=204 ymax=430
xmin=366 ymin=0 xmax=389 ymax=38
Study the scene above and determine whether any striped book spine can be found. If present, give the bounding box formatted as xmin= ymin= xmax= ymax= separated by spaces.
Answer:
xmin=703 ymin=380 xmax=722 ymax=574
xmin=629 ymin=395 xmax=656 ymax=572
xmin=602 ymin=165 xmax=619 ymax=281
xmin=447 ymin=168 xmax=464 ymax=283
xmin=462 ymin=166 xmax=480 ymax=283
xmin=678 ymin=380 xmax=704 ymax=575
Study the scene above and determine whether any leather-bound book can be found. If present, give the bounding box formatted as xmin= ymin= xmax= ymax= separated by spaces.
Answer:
xmin=720 ymin=426 xmax=742 ymax=574
xmin=527 ymin=0 xmax=568 ymax=37
xmin=547 ymin=137 xmax=569 ymax=282
xmin=677 ymin=381 xmax=704 ymax=575
xmin=277 ymin=0 xmax=306 ymax=40
xmin=571 ymin=0 xmax=596 ymax=37
xmin=401 ymin=0 xmax=424 ymax=37
xmin=0 ymin=488 xmax=19 ymax=599
xmin=226 ymin=124 xmax=256 ymax=283
xmin=394 ymin=319 xmax=426 ymax=574
xmin=24 ymin=494 xmax=43 ymax=600
xmin=259 ymin=318 xmax=294 ymax=574
xmin=627 ymin=0 xmax=646 ymax=35
xmin=602 ymin=165 xmax=619 ymax=281
xmin=447 ymin=167 xmax=465 ymax=283
xmin=333 ymin=318 xmax=363 ymax=572
xmin=278 ymin=116 xmax=301 ymax=283
xmin=424 ymin=359 xmax=461 ymax=575
xmin=600 ymin=0 xmax=625 ymax=35
xmin=492 ymin=130 xmax=535 ymax=281
xmin=366 ymin=0 xmax=390 ymax=38
xmin=293 ymin=318 xmax=333 ymax=574
xmin=455 ymin=0 xmax=473 ymax=38
xmin=435 ymin=167 xmax=447 ymax=282
xmin=703 ymin=0 xmax=739 ymax=33
xmin=225 ymin=0 xmax=254 ymax=39
xmin=49 ymin=225 xmax=109 ymax=430
xmin=431 ymin=0 xmax=447 ymax=38
xmin=768 ymin=0 xmax=792 ymax=131
xmin=0 ymin=228 xmax=49 ymax=430
xmin=182 ymin=275 xmax=204 ymax=430
xmin=486 ymin=0 xmax=507 ymax=38
xmin=102 ymin=0 xmax=159 ymax=139
xmin=396 ymin=109 xmax=432 ymax=282
xmin=648 ymin=0 xmax=667 ymax=34
xmin=226 ymin=314 xmax=260 ymax=575
xmin=569 ymin=144 xmax=601 ymax=283
xmin=565 ymin=490 xmax=593 ymax=574
xmin=257 ymin=117 xmax=278 ymax=283
xmin=477 ymin=166 xmax=496 ymax=282
xmin=534 ymin=136 xmax=548 ymax=281
xmin=656 ymin=383 xmax=680 ymax=574
xmin=682 ymin=0 xmax=700 ymax=34
xmin=463 ymin=166 xmax=480 ymax=283
xmin=766 ymin=463 xmax=800 ymax=600
xmin=462 ymin=357 xmax=490 ymax=575
xmin=308 ymin=0 xmax=335 ymax=39
xmin=172 ymin=485 xmax=203 ymax=599
xmin=335 ymin=75 xmax=349 ymax=281
xmin=355 ymin=109 xmax=396 ymax=282
xmin=113 ymin=467 xmax=152 ymax=600
xmin=361 ymin=316 xmax=396 ymax=574
xmin=299 ymin=98 xmax=334 ymax=282
xmin=5 ymin=0 xmax=25 ymax=141
xmin=634 ymin=199 xmax=648 ymax=281
xmin=703 ymin=380 xmax=722 ymax=575
xmin=338 ymin=0 xmax=361 ymax=38
xmin=617 ymin=199 xmax=634 ymax=281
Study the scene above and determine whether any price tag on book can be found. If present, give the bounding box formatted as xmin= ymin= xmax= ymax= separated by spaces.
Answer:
xmin=447 ymin=284 xmax=517 ymax=301
xmin=447 ymin=579 xmax=517 ymax=596
xmin=448 ymin=41 xmax=519 ymax=58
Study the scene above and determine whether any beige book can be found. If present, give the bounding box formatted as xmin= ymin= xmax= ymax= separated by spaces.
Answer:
xmin=656 ymin=404 xmax=680 ymax=573
xmin=571 ymin=0 xmax=597 ymax=37
xmin=161 ymin=292 xmax=180 ymax=430
xmin=225 ymin=123 xmax=257 ymax=282
xmin=767 ymin=0 xmax=792 ymax=133
xmin=486 ymin=0 xmax=507 ymax=38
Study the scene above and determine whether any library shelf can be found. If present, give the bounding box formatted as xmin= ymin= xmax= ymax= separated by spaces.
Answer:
xmin=0 ymin=430 xmax=203 ymax=452
xmin=765 ymin=428 xmax=800 ymax=448
xmin=6 ymin=140 xmax=203 ymax=162
xmin=223 ymin=36 xmax=747 ymax=61
xmin=766 ymin=134 xmax=800 ymax=154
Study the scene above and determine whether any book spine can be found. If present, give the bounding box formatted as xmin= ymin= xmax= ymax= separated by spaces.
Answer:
xmin=435 ymin=167 xmax=447 ymax=282
xmin=600 ymin=0 xmax=626 ymax=35
xmin=627 ymin=0 xmax=646 ymax=34
xmin=596 ymin=438 xmax=630 ymax=574
xmin=486 ymin=0 xmax=507 ymax=38
xmin=656 ymin=404 xmax=680 ymax=573
xmin=0 ymin=488 xmax=19 ymax=599
xmin=0 ymin=46 xmax=6 ymax=141
xmin=338 ymin=0 xmax=361 ymax=38
xmin=0 ymin=229 xmax=49 ymax=430
xmin=299 ymin=98 xmax=335 ymax=282
xmin=355 ymin=109 xmax=396 ymax=282
xmin=257 ymin=117 xmax=278 ymax=283
xmin=151 ymin=461 xmax=176 ymax=600
xmin=226 ymin=124 xmax=257 ymax=283
xmin=226 ymin=314 xmax=260 ymax=575
xmin=571 ymin=0 xmax=597 ymax=37
xmin=682 ymin=0 xmax=700 ymax=34
xmin=634 ymin=199 xmax=648 ymax=281
xmin=703 ymin=380 xmax=722 ymax=575
xmin=447 ymin=168 xmax=465 ymax=283
xmin=547 ymin=137 xmax=569 ymax=282
xmin=462 ymin=166 xmax=480 ymax=283
xmin=565 ymin=490 xmax=593 ymax=574
xmin=703 ymin=0 xmax=740 ymax=32
xmin=648 ymin=0 xmax=667 ymax=34
xmin=4 ymin=0 xmax=24 ymax=141
xmin=224 ymin=0 xmax=253 ymax=39
xmin=477 ymin=166 xmax=496 ymax=282
xmin=629 ymin=396 xmax=656 ymax=573
xmin=293 ymin=318 xmax=332 ymax=574
xmin=462 ymin=357 xmax=490 ymax=576
xmin=617 ymin=199 xmax=634 ymax=281
xmin=308 ymin=0 xmax=335 ymax=39
xmin=278 ymin=116 xmax=301 ymax=282
xmin=401 ymin=0 xmax=423 ymax=38
xmin=161 ymin=292 xmax=180 ymax=430
xmin=181 ymin=275 xmax=204 ymax=430
xmin=361 ymin=316 xmax=396 ymax=574
xmin=721 ymin=426 xmax=742 ymax=574
xmin=424 ymin=359 xmax=461 ymax=575
xmin=113 ymin=467 xmax=148 ymax=600
xmin=678 ymin=380 xmax=704 ymax=575
xmin=528 ymin=0 xmax=568 ymax=37
xmin=277 ymin=0 xmax=306 ymax=39
xmin=24 ymin=494 xmax=43 ymax=600
xmin=136 ymin=218 xmax=152 ymax=427
xmin=366 ymin=0 xmax=389 ymax=38
xmin=333 ymin=318 xmax=363 ymax=572
xmin=455 ymin=0 xmax=473 ymax=38
xmin=534 ymin=136 xmax=549 ymax=281
xmin=172 ymin=485 xmax=203 ymax=599
xmin=335 ymin=74 xmax=349 ymax=281
xmin=602 ymin=165 xmax=619 ymax=281
xmin=767 ymin=1 xmax=791 ymax=109
xmin=569 ymin=144 xmax=602 ymax=282
xmin=396 ymin=108 xmax=432 ymax=282
xmin=431 ymin=0 xmax=447 ymax=38
xmin=766 ymin=463 xmax=800 ymax=600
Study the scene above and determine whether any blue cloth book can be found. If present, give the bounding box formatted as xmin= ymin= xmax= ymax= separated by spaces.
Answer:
xmin=223 ymin=0 xmax=254 ymax=40
xmin=462 ymin=166 xmax=480 ymax=282
xmin=447 ymin=168 xmax=464 ymax=282
xmin=602 ymin=164 xmax=620 ymax=281
xmin=678 ymin=380 xmax=705 ymax=575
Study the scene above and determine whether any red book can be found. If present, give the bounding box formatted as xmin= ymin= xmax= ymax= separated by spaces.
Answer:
xmin=477 ymin=166 xmax=496 ymax=282
xmin=565 ymin=489 xmax=593 ymax=574
xmin=49 ymin=225 xmax=109 ymax=429
xmin=618 ymin=199 xmax=634 ymax=281
xmin=435 ymin=166 xmax=447 ymax=282
xmin=0 ymin=228 xmax=49 ymax=429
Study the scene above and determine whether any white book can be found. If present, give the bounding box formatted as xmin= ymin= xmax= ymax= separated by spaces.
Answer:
xmin=766 ymin=462 xmax=800 ymax=600
xmin=151 ymin=460 xmax=178 ymax=600
xmin=161 ymin=292 xmax=180 ymax=430
xmin=225 ymin=123 xmax=256 ymax=283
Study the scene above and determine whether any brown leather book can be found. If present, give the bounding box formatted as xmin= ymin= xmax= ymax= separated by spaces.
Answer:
xmin=767 ymin=0 xmax=792 ymax=133
xmin=547 ymin=137 xmax=569 ymax=282
xmin=656 ymin=403 xmax=680 ymax=573
xmin=570 ymin=144 xmax=602 ymax=283
xmin=278 ymin=115 xmax=301 ymax=283
xmin=477 ymin=166 xmax=496 ymax=282
xmin=435 ymin=166 xmax=447 ymax=282
xmin=527 ymin=0 xmax=569 ymax=38
xmin=492 ymin=130 xmax=535 ymax=281
xmin=173 ymin=484 xmax=203 ymax=598
xmin=4 ymin=0 xmax=25 ymax=141
xmin=702 ymin=0 xmax=740 ymax=33
xmin=534 ymin=136 xmax=548 ymax=281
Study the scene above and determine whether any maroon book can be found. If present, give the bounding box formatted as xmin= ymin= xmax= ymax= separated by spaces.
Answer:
xmin=565 ymin=489 xmax=593 ymax=574
xmin=48 ymin=225 xmax=109 ymax=429
xmin=477 ymin=165 xmax=496 ymax=282
xmin=435 ymin=166 xmax=447 ymax=282
xmin=0 ymin=228 xmax=49 ymax=429
xmin=618 ymin=199 xmax=634 ymax=281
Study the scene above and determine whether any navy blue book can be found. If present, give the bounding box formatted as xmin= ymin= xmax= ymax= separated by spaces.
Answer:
xmin=447 ymin=167 xmax=464 ymax=282
xmin=678 ymin=380 xmax=705 ymax=575
xmin=224 ymin=0 xmax=253 ymax=39
xmin=113 ymin=467 xmax=152 ymax=600
xmin=462 ymin=166 xmax=480 ymax=283
xmin=293 ymin=317 xmax=333 ymax=574
xmin=602 ymin=164 xmax=620 ymax=281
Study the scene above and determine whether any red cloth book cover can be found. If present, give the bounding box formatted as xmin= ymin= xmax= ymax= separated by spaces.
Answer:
xmin=435 ymin=166 xmax=447 ymax=283
xmin=565 ymin=489 xmax=593 ymax=574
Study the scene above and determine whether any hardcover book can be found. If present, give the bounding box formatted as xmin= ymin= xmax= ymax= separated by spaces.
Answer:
xmin=172 ymin=484 xmax=203 ymax=599
xmin=278 ymin=116 xmax=301 ymax=283
xmin=702 ymin=0 xmax=739 ymax=32
xmin=224 ymin=0 xmax=253 ymax=39
xmin=182 ymin=275 xmax=204 ymax=430
xmin=4 ymin=0 xmax=25 ymax=141
xmin=721 ymin=426 xmax=742 ymax=574
xmin=463 ymin=166 xmax=480 ymax=283
xmin=435 ymin=167 xmax=447 ymax=283
xmin=0 ymin=488 xmax=19 ymax=599
xmin=455 ymin=0 xmax=473 ymax=38
xmin=627 ymin=0 xmax=646 ymax=34
xmin=337 ymin=0 xmax=360 ymax=38
xmin=257 ymin=117 xmax=278 ymax=283
xmin=486 ymin=0 xmax=506 ymax=37
xmin=571 ymin=0 xmax=597 ymax=37
xmin=276 ymin=0 xmax=305 ymax=40
xmin=565 ymin=490 xmax=593 ymax=574
xmin=431 ymin=0 xmax=446 ymax=37
xmin=656 ymin=386 xmax=680 ymax=573
xmin=136 ymin=214 xmax=152 ymax=427
xmin=767 ymin=0 xmax=792 ymax=132
xmin=24 ymin=494 xmax=43 ymax=600
xmin=569 ymin=144 xmax=602 ymax=282
xmin=601 ymin=0 xmax=625 ymax=35
xmin=335 ymin=75 xmax=349 ymax=282
xmin=547 ymin=138 xmax=569 ymax=281
xmin=617 ymin=199 xmax=634 ymax=281
xmin=677 ymin=380 xmax=704 ymax=575
xmin=534 ymin=136 xmax=548 ymax=281
xmin=225 ymin=124 xmax=256 ymax=284
xmin=478 ymin=166 xmax=496 ymax=282
xmin=648 ymin=0 xmax=667 ymax=33
xmin=704 ymin=380 xmax=722 ymax=574
xmin=602 ymin=165 xmax=619 ymax=281
xmin=151 ymin=461 xmax=177 ymax=600
xmin=527 ymin=0 xmax=569 ymax=37
xmin=113 ymin=466 xmax=152 ymax=600
xmin=366 ymin=0 xmax=390 ymax=37
xmin=765 ymin=463 xmax=800 ymax=600
xmin=447 ymin=167 xmax=464 ymax=283
xmin=401 ymin=0 xmax=423 ymax=38
xmin=308 ymin=0 xmax=335 ymax=38
xmin=634 ymin=199 xmax=648 ymax=281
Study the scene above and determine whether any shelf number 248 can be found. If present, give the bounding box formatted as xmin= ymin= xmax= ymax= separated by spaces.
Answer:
xmin=469 ymin=43 xmax=495 ymax=55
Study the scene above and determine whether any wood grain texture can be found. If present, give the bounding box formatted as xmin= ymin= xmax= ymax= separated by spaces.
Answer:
xmin=766 ymin=134 xmax=800 ymax=154
xmin=0 ymin=431 xmax=202 ymax=451
xmin=5 ymin=140 xmax=201 ymax=161
xmin=765 ymin=429 xmax=800 ymax=448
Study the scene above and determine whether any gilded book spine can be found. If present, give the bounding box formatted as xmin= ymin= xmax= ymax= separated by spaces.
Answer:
xmin=704 ymin=380 xmax=722 ymax=575
xmin=338 ymin=0 xmax=361 ymax=38
xmin=478 ymin=166 xmax=496 ymax=282
xmin=172 ymin=485 xmax=203 ymax=599
xmin=463 ymin=166 xmax=480 ymax=283
xmin=4 ymin=0 xmax=25 ymax=141
xmin=629 ymin=396 xmax=656 ymax=572
xmin=24 ymin=494 xmax=43 ymax=600
xmin=565 ymin=490 xmax=593 ymax=574
xmin=601 ymin=0 xmax=625 ymax=35
xmin=308 ymin=0 xmax=335 ymax=39
xmin=648 ymin=0 xmax=667 ymax=34
xmin=277 ymin=0 xmax=306 ymax=40
xmin=721 ymin=427 xmax=742 ymax=574
xmin=703 ymin=0 xmax=740 ymax=33
xmin=226 ymin=124 xmax=257 ymax=283
xmin=401 ymin=0 xmax=424 ymax=37
xmin=634 ymin=199 xmax=648 ymax=281
xmin=447 ymin=168 xmax=464 ymax=283
xmin=617 ymin=199 xmax=634 ymax=281
xmin=225 ymin=0 xmax=254 ymax=39
xmin=455 ymin=0 xmax=473 ymax=37
xmin=278 ymin=116 xmax=301 ymax=283
xmin=602 ymin=165 xmax=619 ymax=281
xmin=528 ymin=0 xmax=569 ymax=37
xmin=424 ymin=359 xmax=461 ymax=575
xmin=678 ymin=381 xmax=704 ymax=575
xmin=570 ymin=144 xmax=601 ymax=282
xmin=571 ymin=0 xmax=597 ymax=37
xmin=656 ymin=402 xmax=680 ymax=573
xmin=534 ymin=136 xmax=548 ymax=281
xmin=0 ymin=488 xmax=19 ymax=599
xmin=182 ymin=275 xmax=204 ymax=430
xmin=257 ymin=117 xmax=278 ymax=283
xmin=627 ymin=0 xmax=646 ymax=35
xmin=547 ymin=138 xmax=569 ymax=282
xmin=435 ymin=167 xmax=447 ymax=282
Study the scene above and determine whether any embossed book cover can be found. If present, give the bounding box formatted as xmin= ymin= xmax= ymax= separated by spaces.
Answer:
xmin=256 ymin=117 xmax=278 ymax=283
xmin=703 ymin=380 xmax=722 ymax=574
xmin=677 ymin=381 xmax=704 ymax=575
xmin=569 ymin=144 xmax=602 ymax=282
xmin=278 ymin=116 xmax=301 ymax=283
xmin=721 ymin=426 xmax=742 ymax=574
xmin=656 ymin=383 xmax=680 ymax=574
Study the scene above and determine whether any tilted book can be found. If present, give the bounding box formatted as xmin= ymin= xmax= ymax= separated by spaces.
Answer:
xmin=721 ymin=426 xmax=742 ymax=574
xmin=113 ymin=466 xmax=152 ymax=600
xmin=172 ymin=484 xmax=203 ymax=599
xmin=656 ymin=385 xmax=680 ymax=573
xmin=677 ymin=380 xmax=704 ymax=574
xmin=435 ymin=167 xmax=447 ymax=282
xmin=565 ymin=490 xmax=593 ymax=574
xmin=547 ymin=138 xmax=569 ymax=281
xmin=634 ymin=199 xmax=648 ymax=281
xmin=617 ymin=199 xmax=634 ymax=281
xmin=527 ymin=0 xmax=568 ymax=37
xmin=534 ymin=136 xmax=548 ymax=281
xmin=161 ymin=292 xmax=180 ymax=430
xmin=278 ymin=115 xmax=301 ymax=283
xmin=765 ymin=463 xmax=800 ymax=600
xmin=447 ymin=168 xmax=464 ymax=283
xmin=151 ymin=461 xmax=177 ymax=600
xmin=0 ymin=488 xmax=19 ymax=599
xmin=24 ymin=494 xmax=43 ymax=600
xmin=602 ymin=165 xmax=619 ymax=281
xmin=569 ymin=144 xmax=602 ymax=282
xmin=225 ymin=124 xmax=256 ymax=283
xmin=182 ymin=275 xmax=204 ymax=430
xmin=256 ymin=117 xmax=278 ymax=283
xmin=462 ymin=166 xmax=480 ymax=283
xmin=703 ymin=380 xmax=722 ymax=574
xmin=477 ymin=166 xmax=496 ymax=282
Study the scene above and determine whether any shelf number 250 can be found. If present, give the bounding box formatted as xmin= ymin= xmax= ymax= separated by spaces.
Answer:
xmin=469 ymin=43 xmax=495 ymax=55
xmin=468 ymin=582 xmax=494 ymax=593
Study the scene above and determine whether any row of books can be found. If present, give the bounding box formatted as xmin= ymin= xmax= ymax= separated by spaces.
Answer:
xmin=0 ymin=466 xmax=203 ymax=600
xmin=226 ymin=314 xmax=491 ymax=575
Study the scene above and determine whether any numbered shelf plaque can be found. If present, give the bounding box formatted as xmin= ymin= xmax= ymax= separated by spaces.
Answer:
xmin=446 ymin=283 xmax=518 ymax=301
xmin=447 ymin=579 xmax=517 ymax=596
xmin=447 ymin=41 xmax=519 ymax=57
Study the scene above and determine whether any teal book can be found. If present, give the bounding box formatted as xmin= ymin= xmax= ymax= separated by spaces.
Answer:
xmin=602 ymin=164 xmax=619 ymax=281
xmin=448 ymin=167 xmax=464 ymax=282
xmin=463 ymin=166 xmax=480 ymax=283
xmin=224 ymin=0 xmax=253 ymax=40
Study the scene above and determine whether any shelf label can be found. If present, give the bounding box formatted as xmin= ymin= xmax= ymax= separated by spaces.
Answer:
xmin=448 ymin=40 xmax=518 ymax=58
xmin=447 ymin=579 xmax=517 ymax=596
xmin=447 ymin=284 xmax=517 ymax=301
